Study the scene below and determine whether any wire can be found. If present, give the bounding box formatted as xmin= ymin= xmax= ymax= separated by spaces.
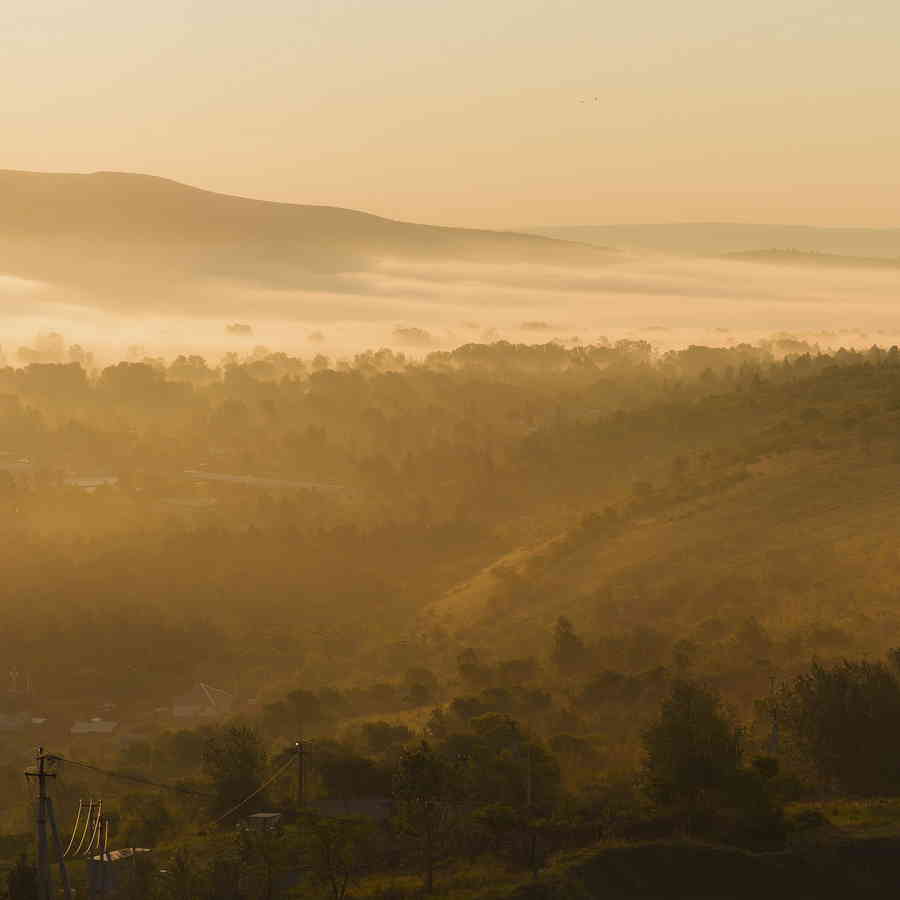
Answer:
xmin=209 ymin=757 xmax=295 ymax=827
xmin=52 ymin=756 xmax=213 ymax=798
xmin=70 ymin=801 xmax=95 ymax=858
xmin=62 ymin=800 xmax=83 ymax=858
xmin=86 ymin=800 xmax=103 ymax=857
xmin=50 ymin=751 xmax=292 ymax=832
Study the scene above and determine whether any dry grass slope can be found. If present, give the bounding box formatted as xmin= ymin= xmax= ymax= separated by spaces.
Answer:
xmin=425 ymin=442 xmax=900 ymax=657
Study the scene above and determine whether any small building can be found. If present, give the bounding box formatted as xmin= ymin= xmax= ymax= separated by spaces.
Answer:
xmin=160 ymin=497 xmax=218 ymax=511
xmin=243 ymin=812 xmax=283 ymax=832
xmin=64 ymin=475 xmax=119 ymax=492
xmin=71 ymin=717 xmax=118 ymax=736
xmin=88 ymin=848 xmax=151 ymax=897
xmin=183 ymin=469 xmax=343 ymax=493
xmin=172 ymin=683 xmax=234 ymax=719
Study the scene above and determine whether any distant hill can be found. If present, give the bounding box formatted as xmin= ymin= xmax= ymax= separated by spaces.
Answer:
xmin=723 ymin=248 xmax=900 ymax=269
xmin=526 ymin=223 xmax=900 ymax=258
xmin=0 ymin=170 xmax=610 ymax=299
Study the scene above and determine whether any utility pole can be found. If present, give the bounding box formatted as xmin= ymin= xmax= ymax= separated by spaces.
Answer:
xmin=27 ymin=748 xmax=53 ymax=900
xmin=26 ymin=750 xmax=72 ymax=900
xmin=295 ymin=741 xmax=306 ymax=810
xmin=768 ymin=673 xmax=780 ymax=756
xmin=525 ymin=745 xmax=533 ymax=809
xmin=515 ymin=743 xmax=534 ymax=809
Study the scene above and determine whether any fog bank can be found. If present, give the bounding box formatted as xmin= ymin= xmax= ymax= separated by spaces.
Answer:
xmin=4 ymin=252 xmax=900 ymax=366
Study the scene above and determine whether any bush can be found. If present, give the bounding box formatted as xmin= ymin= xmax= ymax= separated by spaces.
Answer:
xmin=777 ymin=659 xmax=900 ymax=795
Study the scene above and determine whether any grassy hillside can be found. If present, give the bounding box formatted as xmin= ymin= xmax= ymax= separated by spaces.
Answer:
xmin=429 ymin=447 xmax=900 ymax=648
xmin=425 ymin=360 xmax=900 ymax=662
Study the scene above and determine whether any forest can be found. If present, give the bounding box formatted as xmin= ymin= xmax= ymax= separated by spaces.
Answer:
xmin=4 ymin=335 xmax=900 ymax=898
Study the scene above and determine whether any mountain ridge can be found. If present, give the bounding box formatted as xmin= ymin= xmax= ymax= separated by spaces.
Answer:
xmin=525 ymin=222 xmax=900 ymax=258
xmin=0 ymin=169 xmax=619 ymax=307
xmin=0 ymin=168 xmax=606 ymax=262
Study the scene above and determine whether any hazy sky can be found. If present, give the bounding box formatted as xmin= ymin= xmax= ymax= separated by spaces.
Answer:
xmin=3 ymin=0 xmax=899 ymax=228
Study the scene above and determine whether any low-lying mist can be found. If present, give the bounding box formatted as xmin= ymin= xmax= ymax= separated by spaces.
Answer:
xmin=4 ymin=251 xmax=900 ymax=366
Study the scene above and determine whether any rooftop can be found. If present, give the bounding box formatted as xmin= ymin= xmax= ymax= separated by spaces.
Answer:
xmin=71 ymin=718 xmax=118 ymax=735
xmin=90 ymin=848 xmax=151 ymax=863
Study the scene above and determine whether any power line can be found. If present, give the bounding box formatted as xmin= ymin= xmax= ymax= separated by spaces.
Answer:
xmin=209 ymin=756 xmax=295 ymax=827
xmin=69 ymin=799 xmax=96 ymax=859
xmin=47 ymin=751 xmax=292 ymax=834
xmin=50 ymin=756 xmax=214 ymax=798
xmin=62 ymin=800 xmax=83 ymax=858
xmin=86 ymin=800 xmax=103 ymax=856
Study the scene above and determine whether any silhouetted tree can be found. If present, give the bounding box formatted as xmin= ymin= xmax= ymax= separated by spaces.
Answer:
xmin=642 ymin=680 xmax=743 ymax=816
xmin=301 ymin=812 xmax=373 ymax=900
xmin=552 ymin=617 xmax=587 ymax=674
xmin=393 ymin=742 xmax=462 ymax=894
xmin=777 ymin=659 xmax=900 ymax=795
xmin=203 ymin=725 xmax=268 ymax=816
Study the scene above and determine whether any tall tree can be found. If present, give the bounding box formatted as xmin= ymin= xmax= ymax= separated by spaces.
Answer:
xmin=301 ymin=812 xmax=373 ymax=900
xmin=642 ymin=680 xmax=743 ymax=816
xmin=203 ymin=725 xmax=268 ymax=817
xmin=393 ymin=742 xmax=462 ymax=894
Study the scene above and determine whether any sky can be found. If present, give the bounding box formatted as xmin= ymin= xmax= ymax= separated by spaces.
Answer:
xmin=3 ymin=0 xmax=899 ymax=228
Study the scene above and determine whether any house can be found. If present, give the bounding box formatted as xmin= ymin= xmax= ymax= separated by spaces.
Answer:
xmin=172 ymin=683 xmax=234 ymax=718
xmin=71 ymin=718 xmax=118 ymax=735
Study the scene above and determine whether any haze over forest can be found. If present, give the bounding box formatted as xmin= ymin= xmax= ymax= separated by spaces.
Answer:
xmin=2 ymin=165 xmax=900 ymax=899
xmin=4 ymin=1 xmax=900 ymax=898
xmin=3 ymin=169 xmax=900 ymax=368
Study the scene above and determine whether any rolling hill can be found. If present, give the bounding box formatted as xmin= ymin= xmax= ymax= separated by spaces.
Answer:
xmin=427 ymin=447 xmax=900 ymax=651
xmin=526 ymin=223 xmax=900 ymax=259
xmin=0 ymin=170 xmax=610 ymax=300
xmin=722 ymin=248 xmax=900 ymax=269
xmin=422 ymin=360 xmax=900 ymax=659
